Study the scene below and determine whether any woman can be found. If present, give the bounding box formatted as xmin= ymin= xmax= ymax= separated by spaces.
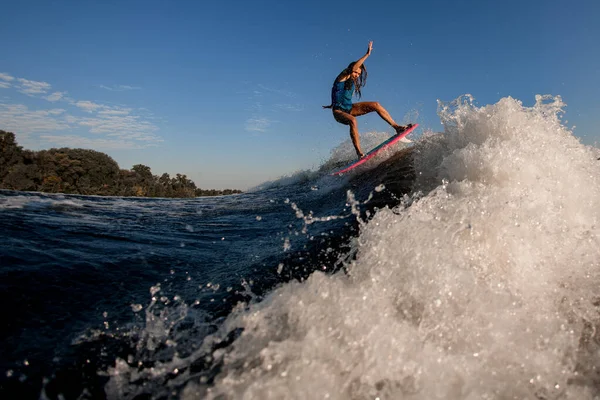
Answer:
xmin=324 ymin=41 xmax=412 ymax=159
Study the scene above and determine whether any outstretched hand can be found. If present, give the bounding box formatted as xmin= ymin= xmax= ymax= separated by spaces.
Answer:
xmin=366 ymin=41 xmax=373 ymax=55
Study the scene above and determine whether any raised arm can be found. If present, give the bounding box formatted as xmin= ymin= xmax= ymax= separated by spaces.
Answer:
xmin=353 ymin=41 xmax=373 ymax=69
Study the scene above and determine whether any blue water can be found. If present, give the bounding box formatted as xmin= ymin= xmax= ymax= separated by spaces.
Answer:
xmin=3 ymin=95 xmax=600 ymax=399
xmin=0 ymin=176 xmax=372 ymax=398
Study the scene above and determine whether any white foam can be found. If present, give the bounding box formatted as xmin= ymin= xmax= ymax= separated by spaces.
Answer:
xmin=0 ymin=194 xmax=34 ymax=209
xmin=0 ymin=193 xmax=85 ymax=210
xmin=189 ymin=95 xmax=600 ymax=399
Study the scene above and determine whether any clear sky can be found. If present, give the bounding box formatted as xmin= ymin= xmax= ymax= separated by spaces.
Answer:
xmin=1 ymin=0 xmax=598 ymax=190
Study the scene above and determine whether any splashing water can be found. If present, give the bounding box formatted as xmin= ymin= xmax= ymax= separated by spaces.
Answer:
xmin=104 ymin=95 xmax=600 ymax=399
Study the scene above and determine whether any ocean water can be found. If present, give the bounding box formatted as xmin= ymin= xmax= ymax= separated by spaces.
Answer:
xmin=2 ymin=95 xmax=600 ymax=399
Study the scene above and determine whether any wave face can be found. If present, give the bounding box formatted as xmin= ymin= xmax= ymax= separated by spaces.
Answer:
xmin=186 ymin=95 xmax=600 ymax=399
xmin=2 ymin=95 xmax=600 ymax=399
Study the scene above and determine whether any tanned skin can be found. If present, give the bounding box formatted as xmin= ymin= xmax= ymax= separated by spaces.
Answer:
xmin=327 ymin=41 xmax=412 ymax=158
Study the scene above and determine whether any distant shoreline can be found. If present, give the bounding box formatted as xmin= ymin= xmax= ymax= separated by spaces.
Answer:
xmin=0 ymin=188 xmax=243 ymax=199
xmin=0 ymin=130 xmax=242 ymax=198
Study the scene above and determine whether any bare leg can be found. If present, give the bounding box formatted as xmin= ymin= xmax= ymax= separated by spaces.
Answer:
xmin=351 ymin=101 xmax=411 ymax=134
xmin=333 ymin=109 xmax=364 ymax=158
xmin=348 ymin=120 xmax=363 ymax=158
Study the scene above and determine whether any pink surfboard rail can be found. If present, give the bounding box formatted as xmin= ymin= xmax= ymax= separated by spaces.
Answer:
xmin=331 ymin=124 xmax=418 ymax=176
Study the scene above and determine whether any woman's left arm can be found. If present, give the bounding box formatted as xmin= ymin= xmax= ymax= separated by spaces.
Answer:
xmin=353 ymin=41 xmax=373 ymax=69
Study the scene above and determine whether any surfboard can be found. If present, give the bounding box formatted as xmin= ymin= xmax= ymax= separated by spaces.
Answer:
xmin=331 ymin=123 xmax=418 ymax=176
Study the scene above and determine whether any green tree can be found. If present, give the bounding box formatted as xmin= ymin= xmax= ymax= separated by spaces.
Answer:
xmin=2 ymin=162 xmax=40 ymax=191
xmin=0 ymin=130 xmax=24 ymax=182
xmin=0 ymin=130 xmax=242 ymax=197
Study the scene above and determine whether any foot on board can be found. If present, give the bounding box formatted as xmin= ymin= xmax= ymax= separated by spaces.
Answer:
xmin=394 ymin=124 xmax=414 ymax=134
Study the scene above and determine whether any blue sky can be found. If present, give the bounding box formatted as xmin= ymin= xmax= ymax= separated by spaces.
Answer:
xmin=1 ymin=0 xmax=598 ymax=190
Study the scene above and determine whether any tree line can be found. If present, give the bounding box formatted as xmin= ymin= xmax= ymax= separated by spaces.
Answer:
xmin=0 ymin=130 xmax=242 ymax=198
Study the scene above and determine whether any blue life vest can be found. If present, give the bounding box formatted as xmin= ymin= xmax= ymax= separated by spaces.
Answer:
xmin=331 ymin=79 xmax=354 ymax=112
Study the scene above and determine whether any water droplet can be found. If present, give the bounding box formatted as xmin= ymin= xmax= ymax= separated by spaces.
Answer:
xmin=131 ymin=304 xmax=143 ymax=312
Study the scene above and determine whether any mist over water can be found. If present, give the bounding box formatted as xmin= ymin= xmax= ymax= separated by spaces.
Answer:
xmin=177 ymin=95 xmax=600 ymax=399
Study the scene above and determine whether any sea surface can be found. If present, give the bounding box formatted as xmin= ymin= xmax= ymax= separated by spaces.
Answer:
xmin=2 ymin=95 xmax=600 ymax=399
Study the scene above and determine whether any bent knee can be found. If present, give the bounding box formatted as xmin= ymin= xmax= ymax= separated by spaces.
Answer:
xmin=358 ymin=102 xmax=381 ymax=114
xmin=333 ymin=111 xmax=354 ymax=126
